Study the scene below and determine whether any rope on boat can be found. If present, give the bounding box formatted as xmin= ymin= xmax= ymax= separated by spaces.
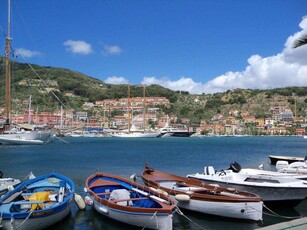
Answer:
xmin=263 ymin=205 xmax=302 ymax=219
xmin=175 ymin=207 xmax=206 ymax=230
xmin=141 ymin=211 xmax=158 ymax=230
xmin=22 ymin=171 xmax=35 ymax=181
xmin=0 ymin=212 xmax=3 ymax=228
xmin=53 ymin=135 xmax=69 ymax=144
xmin=15 ymin=210 xmax=34 ymax=230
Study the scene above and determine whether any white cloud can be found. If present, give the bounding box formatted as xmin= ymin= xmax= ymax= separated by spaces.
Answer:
xmin=142 ymin=76 xmax=204 ymax=93
xmin=104 ymin=76 xmax=129 ymax=84
xmin=64 ymin=40 xmax=92 ymax=55
xmin=142 ymin=16 xmax=307 ymax=94
xmin=15 ymin=48 xmax=41 ymax=58
xmin=103 ymin=45 xmax=122 ymax=55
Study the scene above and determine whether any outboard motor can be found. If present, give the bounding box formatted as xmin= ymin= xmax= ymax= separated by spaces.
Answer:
xmin=229 ymin=161 xmax=241 ymax=173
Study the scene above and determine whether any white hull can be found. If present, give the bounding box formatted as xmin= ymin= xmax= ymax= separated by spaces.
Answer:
xmin=93 ymin=200 xmax=172 ymax=230
xmin=188 ymin=172 xmax=307 ymax=203
xmin=0 ymin=178 xmax=21 ymax=196
xmin=279 ymin=167 xmax=307 ymax=174
xmin=0 ymin=205 xmax=71 ymax=230
xmin=172 ymin=195 xmax=263 ymax=221
xmin=276 ymin=161 xmax=307 ymax=175
xmin=240 ymin=168 xmax=307 ymax=180
xmin=0 ymin=130 xmax=51 ymax=145
xmin=111 ymin=132 xmax=160 ymax=138
xmin=0 ymin=137 xmax=43 ymax=145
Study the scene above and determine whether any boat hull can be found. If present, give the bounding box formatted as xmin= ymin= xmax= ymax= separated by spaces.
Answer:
xmin=111 ymin=132 xmax=160 ymax=138
xmin=187 ymin=176 xmax=307 ymax=207
xmin=269 ymin=155 xmax=304 ymax=165
xmin=0 ymin=130 xmax=51 ymax=145
xmin=0 ymin=173 xmax=75 ymax=230
xmin=85 ymin=172 xmax=176 ymax=229
xmin=161 ymin=131 xmax=195 ymax=137
xmin=92 ymin=199 xmax=172 ymax=230
xmin=0 ymin=204 xmax=71 ymax=230
xmin=142 ymin=166 xmax=263 ymax=221
xmin=0 ymin=137 xmax=43 ymax=145
xmin=0 ymin=178 xmax=21 ymax=196
xmin=172 ymin=195 xmax=262 ymax=221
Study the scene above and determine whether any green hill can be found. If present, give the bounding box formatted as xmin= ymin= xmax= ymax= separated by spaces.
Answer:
xmin=1 ymin=58 xmax=306 ymax=124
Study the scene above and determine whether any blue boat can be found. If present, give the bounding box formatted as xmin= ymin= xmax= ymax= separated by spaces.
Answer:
xmin=0 ymin=173 xmax=75 ymax=230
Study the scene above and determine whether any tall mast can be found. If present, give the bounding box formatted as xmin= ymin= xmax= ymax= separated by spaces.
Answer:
xmin=127 ymin=84 xmax=130 ymax=133
xmin=143 ymin=85 xmax=146 ymax=132
xmin=5 ymin=0 xmax=12 ymax=125
xmin=28 ymin=95 xmax=32 ymax=124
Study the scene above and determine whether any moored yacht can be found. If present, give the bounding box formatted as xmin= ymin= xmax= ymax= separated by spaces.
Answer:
xmin=158 ymin=125 xmax=195 ymax=137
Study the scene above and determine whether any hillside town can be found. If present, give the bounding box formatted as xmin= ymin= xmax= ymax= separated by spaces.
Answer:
xmin=0 ymin=95 xmax=305 ymax=136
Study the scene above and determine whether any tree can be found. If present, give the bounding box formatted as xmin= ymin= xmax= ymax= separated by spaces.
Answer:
xmin=293 ymin=33 xmax=307 ymax=48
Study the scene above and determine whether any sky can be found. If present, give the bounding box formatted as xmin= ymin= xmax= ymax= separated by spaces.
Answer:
xmin=0 ymin=0 xmax=307 ymax=94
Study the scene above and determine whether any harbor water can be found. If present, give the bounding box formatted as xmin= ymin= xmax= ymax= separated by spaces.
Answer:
xmin=1 ymin=136 xmax=307 ymax=229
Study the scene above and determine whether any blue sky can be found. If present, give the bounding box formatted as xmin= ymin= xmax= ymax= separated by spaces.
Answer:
xmin=1 ymin=0 xmax=307 ymax=94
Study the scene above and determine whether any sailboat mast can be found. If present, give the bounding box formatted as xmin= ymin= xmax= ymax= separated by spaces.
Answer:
xmin=143 ymin=85 xmax=146 ymax=132
xmin=127 ymin=84 xmax=130 ymax=133
xmin=28 ymin=95 xmax=32 ymax=124
xmin=5 ymin=0 xmax=12 ymax=125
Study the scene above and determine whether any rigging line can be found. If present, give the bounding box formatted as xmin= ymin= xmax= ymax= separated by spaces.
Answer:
xmin=14 ymin=49 xmax=66 ymax=109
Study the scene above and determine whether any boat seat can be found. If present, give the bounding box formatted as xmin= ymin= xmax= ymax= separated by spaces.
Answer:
xmin=109 ymin=189 xmax=132 ymax=206
xmin=1 ymin=191 xmax=23 ymax=204
xmin=204 ymin=166 xmax=215 ymax=175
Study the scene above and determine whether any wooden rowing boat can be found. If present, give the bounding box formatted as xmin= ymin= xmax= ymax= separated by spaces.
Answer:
xmin=85 ymin=171 xmax=176 ymax=229
xmin=142 ymin=164 xmax=263 ymax=221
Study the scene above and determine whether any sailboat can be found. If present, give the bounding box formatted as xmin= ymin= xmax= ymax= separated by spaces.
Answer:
xmin=111 ymin=84 xmax=161 ymax=138
xmin=0 ymin=0 xmax=51 ymax=145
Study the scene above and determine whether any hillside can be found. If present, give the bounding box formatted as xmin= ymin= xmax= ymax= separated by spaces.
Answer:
xmin=0 ymin=58 xmax=307 ymax=123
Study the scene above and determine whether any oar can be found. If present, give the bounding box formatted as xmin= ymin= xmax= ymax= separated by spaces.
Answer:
xmin=120 ymin=182 xmax=170 ymax=204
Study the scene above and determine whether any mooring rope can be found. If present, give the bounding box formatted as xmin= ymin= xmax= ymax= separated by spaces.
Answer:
xmin=0 ymin=212 xmax=3 ymax=228
xmin=263 ymin=204 xmax=302 ymax=219
xmin=15 ymin=211 xmax=33 ymax=230
xmin=176 ymin=207 xmax=206 ymax=230
xmin=141 ymin=211 xmax=158 ymax=230
xmin=53 ymin=135 xmax=69 ymax=144
xmin=247 ymin=204 xmax=303 ymax=220
xmin=22 ymin=171 xmax=34 ymax=181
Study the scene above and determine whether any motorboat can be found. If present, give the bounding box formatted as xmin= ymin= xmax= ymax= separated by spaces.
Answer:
xmin=0 ymin=171 xmax=35 ymax=196
xmin=84 ymin=171 xmax=176 ymax=229
xmin=269 ymin=155 xmax=304 ymax=165
xmin=276 ymin=157 xmax=307 ymax=175
xmin=110 ymin=130 xmax=161 ymax=138
xmin=0 ymin=173 xmax=75 ymax=230
xmin=187 ymin=161 xmax=307 ymax=207
xmin=142 ymin=164 xmax=263 ymax=221
xmin=158 ymin=126 xmax=195 ymax=137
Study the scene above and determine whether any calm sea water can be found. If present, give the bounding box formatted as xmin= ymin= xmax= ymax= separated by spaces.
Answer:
xmin=1 ymin=136 xmax=307 ymax=229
